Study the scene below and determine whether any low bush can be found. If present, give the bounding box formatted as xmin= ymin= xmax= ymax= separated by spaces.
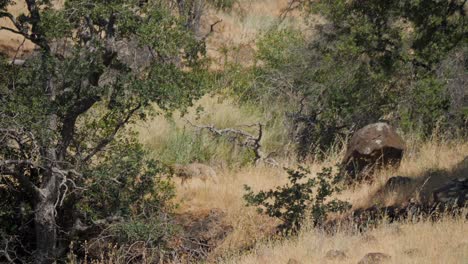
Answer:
xmin=243 ymin=167 xmax=351 ymax=235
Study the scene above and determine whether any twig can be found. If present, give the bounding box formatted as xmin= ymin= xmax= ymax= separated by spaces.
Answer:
xmin=11 ymin=37 xmax=26 ymax=66
xmin=202 ymin=19 xmax=222 ymax=40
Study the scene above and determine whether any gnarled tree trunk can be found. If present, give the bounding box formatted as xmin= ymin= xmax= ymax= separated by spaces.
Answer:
xmin=34 ymin=182 xmax=58 ymax=264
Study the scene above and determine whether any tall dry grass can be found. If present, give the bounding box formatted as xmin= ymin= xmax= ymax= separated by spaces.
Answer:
xmin=136 ymin=95 xmax=290 ymax=167
xmin=221 ymin=216 xmax=468 ymax=264
xmin=202 ymin=0 xmax=308 ymax=68
xmin=134 ymin=87 xmax=468 ymax=263
xmin=164 ymin=129 xmax=468 ymax=262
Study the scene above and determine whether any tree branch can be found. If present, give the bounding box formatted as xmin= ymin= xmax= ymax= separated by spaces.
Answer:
xmin=201 ymin=19 xmax=222 ymax=40
xmin=24 ymin=0 xmax=50 ymax=50
xmin=58 ymin=96 xmax=100 ymax=160
xmin=0 ymin=26 xmax=31 ymax=40
xmin=82 ymin=104 xmax=142 ymax=163
xmin=0 ymin=160 xmax=41 ymax=198
xmin=0 ymin=11 xmax=26 ymax=33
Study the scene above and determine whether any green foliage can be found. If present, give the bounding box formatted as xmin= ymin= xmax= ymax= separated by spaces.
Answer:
xmin=231 ymin=0 xmax=467 ymax=159
xmin=256 ymin=28 xmax=305 ymax=69
xmin=216 ymin=62 xmax=256 ymax=103
xmin=244 ymin=167 xmax=351 ymax=234
xmin=308 ymin=0 xmax=467 ymax=133
xmin=79 ymin=135 xmax=176 ymax=220
xmin=400 ymin=77 xmax=451 ymax=135
xmin=112 ymin=218 xmax=176 ymax=247
xmin=0 ymin=0 xmax=12 ymax=10
xmin=40 ymin=9 xmax=73 ymax=39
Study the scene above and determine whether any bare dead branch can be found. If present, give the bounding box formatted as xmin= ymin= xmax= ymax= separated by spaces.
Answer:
xmin=185 ymin=120 xmax=278 ymax=166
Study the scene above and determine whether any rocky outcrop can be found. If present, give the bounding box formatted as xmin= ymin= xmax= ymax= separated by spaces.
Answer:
xmin=342 ymin=123 xmax=405 ymax=181
xmin=433 ymin=177 xmax=468 ymax=207
xmin=380 ymin=176 xmax=414 ymax=193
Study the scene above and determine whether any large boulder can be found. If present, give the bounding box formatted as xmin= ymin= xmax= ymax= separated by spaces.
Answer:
xmin=343 ymin=123 xmax=405 ymax=181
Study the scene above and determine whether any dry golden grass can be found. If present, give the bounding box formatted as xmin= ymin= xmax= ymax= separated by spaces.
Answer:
xmin=0 ymin=1 xmax=35 ymax=57
xmin=201 ymin=0 xmax=309 ymax=68
xmin=135 ymin=95 xmax=288 ymax=166
xmin=136 ymin=93 xmax=468 ymax=263
xmin=165 ymin=132 xmax=468 ymax=262
xmin=221 ymin=216 xmax=468 ymax=264
xmin=136 ymin=95 xmax=261 ymax=150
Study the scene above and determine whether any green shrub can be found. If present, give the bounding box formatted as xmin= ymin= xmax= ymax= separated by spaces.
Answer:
xmin=400 ymin=77 xmax=451 ymax=136
xmin=244 ymin=167 xmax=351 ymax=234
xmin=78 ymin=136 xmax=177 ymax=247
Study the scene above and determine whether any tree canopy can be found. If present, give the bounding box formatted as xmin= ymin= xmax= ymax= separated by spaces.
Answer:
xmin=0 ymin=0 xmax=209 ymax=262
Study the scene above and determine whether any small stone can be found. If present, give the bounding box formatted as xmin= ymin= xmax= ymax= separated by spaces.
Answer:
xmin=325 ymin=249 xmax=347 ymax=260
xmin=357 ymin=252 xmax=391 ymax=264
xmin=287 ymin=258 xmax=302 ymax=264
xmin=403 ymin=248 xmax=421 ymax=257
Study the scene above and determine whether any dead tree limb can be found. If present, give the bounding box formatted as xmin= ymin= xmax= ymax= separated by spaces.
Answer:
xmin=185 ymin=120 xmax=278 ymax=166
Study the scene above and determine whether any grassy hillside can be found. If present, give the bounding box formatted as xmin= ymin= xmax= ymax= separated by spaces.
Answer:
xmin=132 ymin=1 xmax=468 ymax=263
xmin=223 ymin=217 xmax=468 ymax=264
xmin=138 ymin=94 xmax=468 ymax=262
xmin=2 ymin=1 xmax=466 ymax=263
xmin=0 ymin=0 xmax=295 ymax=61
